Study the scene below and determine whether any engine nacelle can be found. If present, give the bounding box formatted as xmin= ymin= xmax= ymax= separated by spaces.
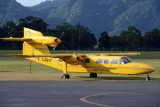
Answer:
xmin=26 ymin=36 xmax=61 ymax=47
xmin=62 ymin=55 xmax=84 ymax=65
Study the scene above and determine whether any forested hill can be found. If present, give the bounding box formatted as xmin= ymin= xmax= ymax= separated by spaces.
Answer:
xmin=0 ymin=0 xmax=160 ymax=38
xmin=0 ymin=0 xmax=33 ymax=24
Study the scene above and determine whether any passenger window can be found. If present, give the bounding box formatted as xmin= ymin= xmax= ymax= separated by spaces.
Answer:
xmin=111 ymin=59 xmax=118 ymax=64
xmin=95 ymin=59 xmax=102 ymax=64
xmin=85 ymin=58 xmax=90 ymax=63
xmin=104 ymin=59 xmax=109 ymax=64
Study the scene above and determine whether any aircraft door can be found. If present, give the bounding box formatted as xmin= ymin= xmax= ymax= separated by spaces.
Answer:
xmin=110 ymin=59 xmax=119 ymax=74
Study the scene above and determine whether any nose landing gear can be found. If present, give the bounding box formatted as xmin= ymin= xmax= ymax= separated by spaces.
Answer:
xmin=146 ymin=74 xmax=150 ymax=81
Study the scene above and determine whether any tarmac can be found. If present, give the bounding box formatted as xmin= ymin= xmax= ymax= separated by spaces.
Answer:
xmin=0 ymin=81 xmax=160 ymax=107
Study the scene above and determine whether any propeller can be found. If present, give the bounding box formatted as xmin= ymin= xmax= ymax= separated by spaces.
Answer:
xmin=74 ymin=52 xmax=84 ymax=61
xmin=53 ymin=39 xmax=61 ymax=51
xmin=53 ymin=32 xmax=64 ymax=51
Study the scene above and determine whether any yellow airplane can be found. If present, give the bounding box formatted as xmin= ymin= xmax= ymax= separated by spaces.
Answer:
xmin=1 ymin=27 xmax=155 ymax=81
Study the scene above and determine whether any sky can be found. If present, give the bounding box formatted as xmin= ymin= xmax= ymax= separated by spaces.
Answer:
xmin=16 ymin=0 xmax=46 ymax=7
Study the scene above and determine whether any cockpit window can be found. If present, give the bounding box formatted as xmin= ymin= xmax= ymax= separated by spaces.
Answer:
xmin=119 ymin=57 xmax=131 ymax=64
xmin=111 ymin=59 xmax=118 ymax=64
xmin=95 ymin=59 xmax=102 ymax=64
xmin=85 ymin=58 xmax=90 ymax=63
xmin=127 ymin=57 xmax=133 ymax=62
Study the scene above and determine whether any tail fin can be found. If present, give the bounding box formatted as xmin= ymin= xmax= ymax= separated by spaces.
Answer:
xmin=24 ymin=27 xmax=43 ymax=37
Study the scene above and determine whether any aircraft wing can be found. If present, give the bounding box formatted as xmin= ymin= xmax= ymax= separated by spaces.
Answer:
xmin=6 ymin=54 xmax=86 ymax=64
xmin=94 ymin=53 xmax=140 ymax=56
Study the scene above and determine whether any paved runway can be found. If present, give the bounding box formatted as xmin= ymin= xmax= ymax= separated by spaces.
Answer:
xmin=0 ymin=81 xmax=160 ymax=107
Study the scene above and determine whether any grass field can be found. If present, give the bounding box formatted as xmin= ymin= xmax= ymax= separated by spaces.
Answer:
xmin=0 ymin=50 xmax=160 ymax=81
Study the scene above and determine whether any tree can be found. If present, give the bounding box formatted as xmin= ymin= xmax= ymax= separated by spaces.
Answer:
xmin=55 ymin=22 xmax=97 ymax=50
xmin=75 ymin=23 xmax=97 ymax=50
xmin=55 ymin=23 xmax=75 ymax=49
xmin=18 ymin=16 xmax=49 ymax=33
xmin=0 ymin=21 xmax=21 ymax=49
xmin=98 ymin=32 xmax=111 ymax=49
xmin=110 ymin=36 xmax=122 ymax=50
xmin=0 ymin=21 xmax=17 ymax=37
xmin=119 ymin=26 xmax=142 ymax=50
xmin=143 ymin=28 xmax=160 ymax=49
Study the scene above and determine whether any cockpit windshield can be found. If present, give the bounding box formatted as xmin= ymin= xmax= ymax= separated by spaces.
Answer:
xmin=127 ymin=57 xmax=133 ymax=62
xmin=120 ymin=57 xmax=132 ymax=64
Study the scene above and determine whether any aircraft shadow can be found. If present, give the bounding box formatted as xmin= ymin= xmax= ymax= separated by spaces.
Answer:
xmin=76 ymin=76 xmax=146 ymax=81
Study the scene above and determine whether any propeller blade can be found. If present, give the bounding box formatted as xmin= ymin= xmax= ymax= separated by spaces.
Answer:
xmin=60 ymin=32 xmax=64 ymax=39
xmin=52 ymin=32 xmax=63 ymax=51
xmin=53 ymin=43 xmax=58 ymax=51
xmin=52 ymin=39 xmax=62 ymax=51
xmin=74 ymin=52 xmax=79 ymax=57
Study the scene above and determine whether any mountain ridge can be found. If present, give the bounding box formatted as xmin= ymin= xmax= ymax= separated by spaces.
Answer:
xmin=0 ymin=0 xmax=160 ymax=38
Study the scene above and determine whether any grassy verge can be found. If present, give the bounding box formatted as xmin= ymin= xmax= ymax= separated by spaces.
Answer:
xmin=0 ymin=57 xmax=160 ymax=81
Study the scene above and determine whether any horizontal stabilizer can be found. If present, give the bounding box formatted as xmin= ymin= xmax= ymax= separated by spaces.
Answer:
xmin=2 ymin=38 xmax=31 ymax=41
xmin=5 ymin=54 xmax=32 ymax=58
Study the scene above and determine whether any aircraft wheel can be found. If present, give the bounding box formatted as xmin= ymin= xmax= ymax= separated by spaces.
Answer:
xmin=90 ymin=73 xmax=94 ymax=78
xmin=94 ymin=73 xmax=97 ymax=78
xmin=61 ymin=74 xmax=70 ymax=79
xmin=90 ymin=73 xmax=97 ymax=78
xmin=61 ymin=74 xmax=66 ymax=79
xmin=146 ymin=74 xmax=150 ymax=81
xmin=66 ymin=74 xmax=70 ymax=79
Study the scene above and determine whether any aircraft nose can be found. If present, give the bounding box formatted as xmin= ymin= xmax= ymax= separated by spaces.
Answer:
xmin=150 ymin=66 xmax=155 ymax=72
xmin=136 ymin=63 xmax=156 ymax=74
xmin=146 ymin=65 xmax=155 ymax=73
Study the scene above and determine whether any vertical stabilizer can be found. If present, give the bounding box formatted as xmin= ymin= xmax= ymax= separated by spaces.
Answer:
xmin=23 ymin=43 xmax=50 ymax=55
xmin=24 ymin=27 xmax=43 ymax=37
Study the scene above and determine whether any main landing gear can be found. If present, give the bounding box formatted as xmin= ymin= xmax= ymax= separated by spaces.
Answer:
xmin=61 ymin=61 xmax=70 ymax=79
xmin=90 ymin=73 xmax=97 ymax=78
xmin=61 ymin=74 xmax=70 ymax=79
xmin=146 ymin=74 xmax=150 ymax=81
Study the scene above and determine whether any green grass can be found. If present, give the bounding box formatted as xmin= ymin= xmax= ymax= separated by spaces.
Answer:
xmin=0 ymin=56 xmax=160 ymax=81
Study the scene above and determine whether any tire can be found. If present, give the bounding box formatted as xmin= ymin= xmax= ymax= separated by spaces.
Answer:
xmin=66 ymin=74 xmax=70 ymax=79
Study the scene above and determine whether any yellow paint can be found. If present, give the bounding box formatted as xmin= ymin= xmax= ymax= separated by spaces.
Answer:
xmin=63 ymin=61 xmax=67 ymax=74
xmin=1 ymin=27 xmax=156 ymax=78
